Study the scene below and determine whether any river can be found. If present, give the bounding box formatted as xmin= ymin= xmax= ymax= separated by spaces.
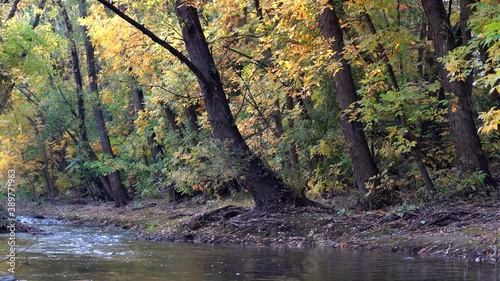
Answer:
xmin=0 ymin=217 xmax=498 ymax=280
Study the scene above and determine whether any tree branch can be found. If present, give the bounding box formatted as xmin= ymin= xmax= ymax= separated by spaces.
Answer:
xmin=94 ymin=0 xmax=209 ymax=85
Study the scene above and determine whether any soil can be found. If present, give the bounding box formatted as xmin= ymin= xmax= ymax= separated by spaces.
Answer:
xmin=17 ymin=194 xmax=500 ymax=265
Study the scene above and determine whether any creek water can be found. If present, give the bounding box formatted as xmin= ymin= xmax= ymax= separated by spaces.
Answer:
xmin=0 ymin=217 xmax=498 ymax=280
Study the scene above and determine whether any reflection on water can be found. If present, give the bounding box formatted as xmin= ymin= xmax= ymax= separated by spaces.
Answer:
xmin=0 ymin=217 xmax=498 ymax=280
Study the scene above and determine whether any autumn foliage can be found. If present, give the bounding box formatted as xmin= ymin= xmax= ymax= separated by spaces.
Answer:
xmin=0 ymin=0 xmax=498 ymax=208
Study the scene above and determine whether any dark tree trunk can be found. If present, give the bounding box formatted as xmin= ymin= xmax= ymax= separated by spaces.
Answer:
xmin=271 ymin=98 xmax=284 ymax=137
xmin=184 ymin=104 xmax=200 ymax=132
xmin=31 ymin=0 xmax=46 ymax=28
xmin=131 ymin=87 xmax=164 ymax=162
xmin=174 ymin=1 xmax=310 ymax=209
xmin=272 ymin=96 xmax=299 ymax=186
xmin=7 ymin=0 xmax=21 ymax=20
xmin=58 ymin=0 xmax=113 ymax=200
xmin=319 ymin=5 xmax=379 ymax=192
xmin=162 ymin=104 xmax=183 ymax=136
xmin=80 ymin=0 xmax=131 ymax=205
xmin=92 ymin=107 xmax=130 ymax=206
xmin=421 ymin=0 xmax=496 ymax=187
xmin=285 ymin=96 xmax=299 ymax=169
xmin=41 ymin=150 xmax=56 ymax=197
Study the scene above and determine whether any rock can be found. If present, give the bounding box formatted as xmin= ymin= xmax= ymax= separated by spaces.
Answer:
xmin=0 ymin=275 xmax=16 ymax=281
xmin=403 ymin=256 xmax=416 ymax=261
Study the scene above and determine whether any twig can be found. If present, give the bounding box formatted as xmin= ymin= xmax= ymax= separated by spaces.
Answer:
xmin=0 ymin=237 xmax=39 ymax=264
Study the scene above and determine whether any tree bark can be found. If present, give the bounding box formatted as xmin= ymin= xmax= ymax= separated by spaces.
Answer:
xmin=92 ymin=107 xmax=130 ymax=206
xmin=80 ymin=0 xmax=131 ymax=205
xmin=31 ymin=0 xmax=46 ymax=28
xmin=319 ymin=4 xmax=379 ymax=192
xmin=7 ymin=0 xmax=21 ymax=21
xmin=421 ymin=0 xmax=496 ymax=187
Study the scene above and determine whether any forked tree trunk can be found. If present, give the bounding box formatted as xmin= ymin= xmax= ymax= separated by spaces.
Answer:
xmin=174 ymin=1 xmax=311 ymax=209
xmin=58 ymin=0 xmax=113 ymax=200
xmin=421 ymin=0 xmax=496 ymax=187
xmin=80 ymin=0 xmax=131 ymax=206
xmin=319 ymin=5 xmax=380 ymax=192
xmin=92 ymin=107 xmax=130 ymax=206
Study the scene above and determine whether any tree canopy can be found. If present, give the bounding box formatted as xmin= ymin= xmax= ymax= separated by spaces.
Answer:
xmin=0 ymin=0 xmax=498 ymax=209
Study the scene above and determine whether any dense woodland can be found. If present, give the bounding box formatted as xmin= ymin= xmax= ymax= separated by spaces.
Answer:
xmin=0 ymin=0 xmax=498 ymax=210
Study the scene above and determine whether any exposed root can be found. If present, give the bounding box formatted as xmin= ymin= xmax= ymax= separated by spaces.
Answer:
xmin=186 ymin=205 xmax=248 ymax=231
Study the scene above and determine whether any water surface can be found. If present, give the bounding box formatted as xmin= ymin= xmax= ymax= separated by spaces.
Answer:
xmin=0 ymin=217 xmax=498 ymax=280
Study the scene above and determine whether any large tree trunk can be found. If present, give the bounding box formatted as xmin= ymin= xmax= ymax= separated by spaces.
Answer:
xmin=319 ymin=5 xmax=380 ymax=192
xmin=79 ymin=0 xmax=130 ymax=206
xmin=421 ymin=0 xmax=496 ymax=187
xmin=92 ymin=107 xmax=130 ymax=206
xmin=175 ymin=1 xmax=310 ymax=209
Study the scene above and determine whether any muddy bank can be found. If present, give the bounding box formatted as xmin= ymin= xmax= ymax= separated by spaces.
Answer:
xmin=18 ymin=196 xmax=500 ymax=265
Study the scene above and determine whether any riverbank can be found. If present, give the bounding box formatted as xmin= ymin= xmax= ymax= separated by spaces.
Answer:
xmin=18 ymin=194 xmax=500 ymax=265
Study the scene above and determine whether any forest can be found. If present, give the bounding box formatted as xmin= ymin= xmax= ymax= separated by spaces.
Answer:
xmin=0 ymin=0 xmax=499 ymax=211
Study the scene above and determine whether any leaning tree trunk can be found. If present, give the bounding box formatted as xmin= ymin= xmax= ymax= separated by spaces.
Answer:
xmin=92 ymin=107 xmax=130 ymax=206
xmin=94 ymin=0 xmax=311 ymax=209
xmin=80 ymin=0 xmax=130 ymax=206
xmin=421 ymin=0 xmax=496 ymax=187
xmin=319 ymin=5 xmax=380 ymax=192
xmin=174 ymin=0 xmax=311 ymax=209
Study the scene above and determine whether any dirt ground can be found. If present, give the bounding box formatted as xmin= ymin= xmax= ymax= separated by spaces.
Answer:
xmin=18 ymin=194 xmax=500 ymax=265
